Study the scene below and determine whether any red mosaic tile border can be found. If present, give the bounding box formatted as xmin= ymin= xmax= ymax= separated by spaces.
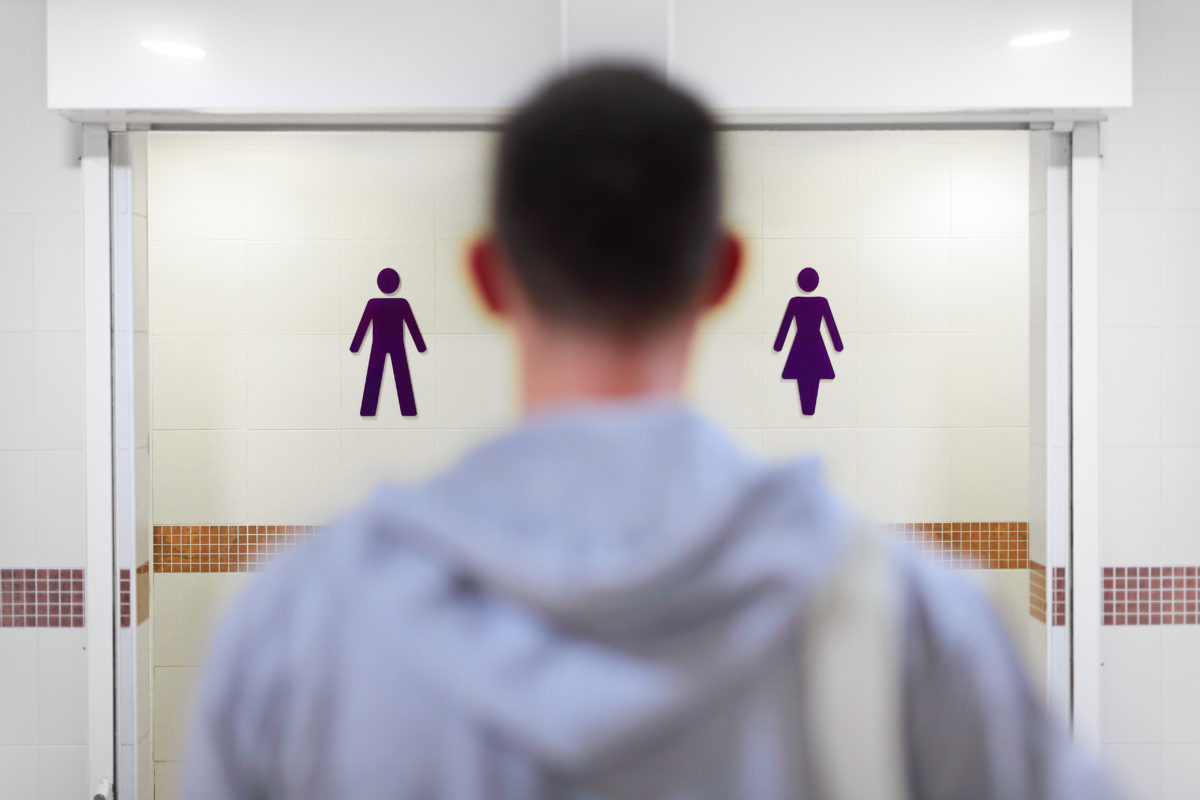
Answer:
xmin=1103 ymin=567 xmax=1200 ymax=626
xmin=885 ymin=522 xmax=1028 ymax=569
xmin=1 ymin=569 xmax=85 ymax=628
xmin=153 ymin=525 xmax=323 ymax=573
xmin=1029 ymin=561 xmax=1066 ymax=626
xmin=118 ymin=563 xmax=151 ymax=628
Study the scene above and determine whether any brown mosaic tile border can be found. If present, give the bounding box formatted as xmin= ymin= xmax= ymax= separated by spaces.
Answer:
xmin=1103 ymin=567 xmax=1200 ymax=626
xmin=1 ymin=569 xmax=85 ymax=628
xmin=1029 ymin=561 xmax=1066 ymax=626
xmin=885 ymin=522 xmax=1028 ymax=569
xmin=119 ymin=563 xmax=151 ymax=628
xmin=154 ymin=525 xmax=323 ymax=573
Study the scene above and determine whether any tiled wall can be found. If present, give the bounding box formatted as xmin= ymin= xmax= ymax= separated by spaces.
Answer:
xmin=1098 ymin=3 xmax=1200 ymax=797
xmin=145 ymin=128 xmax=1031 ymax=797
xmin=0 ymin=0 xmax=91 ymax=796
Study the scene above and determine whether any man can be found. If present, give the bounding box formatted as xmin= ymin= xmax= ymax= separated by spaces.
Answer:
xmin=185 ymin=66 xmax=1114 ymax=799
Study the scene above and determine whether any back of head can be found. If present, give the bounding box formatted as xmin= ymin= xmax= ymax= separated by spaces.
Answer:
xmin=494 ymin=66 xmax=721 ymax=338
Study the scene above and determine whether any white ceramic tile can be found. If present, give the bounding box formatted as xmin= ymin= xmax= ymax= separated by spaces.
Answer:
xmin=149 ymin=241 xmax=246 ymax=334
xmin=244 ymin=142 xmax=342 ymax=240
xmin=0 ymin=332 xmax=34 ymax=448
xmin=34 ymin=450 xmax=84 ymax=565
xmin=718 ymin=137 xmax=762 ymax=238
xmin=0 ymin=746 xmax=38 ymax=798
xmin=949 ymin=334 xmax=1029 ymax=428
xmin=246 ymin=240 xmax=339 ymax=334
xmin=433 ymin=238 xmax=504 ymax=334
xmin=432 ymin=333 xmax=518 ymax=429
xmin=152 ymin=573 xmax=253 ymax=668
xmin=340 ymin=239 xmax=435 ymax=335
xmin=434 ymin=427 xmax=506 ymax=469
xmin=1101 ymin=91 xmax=1163 ymax=210
xmin=334 ymin=134 xmax=437 ymax=239
xmin=148 ymin=144 xmax=245 ymax=240
xmin=0 ymin=630 xmax=38 ymax=744
xmin=153 ymin=667 xmax=199 ymax=762
xmin=1100 ymin=447 xmax=1163 ymax=565
xmin=1103 ymin=743 xmax=1163 ymax=800
xmin=1101 ymin=626 xmax=1163 ymax=743
xmin=762 ymin=136 xmax=857 ymax=238
xmin=760 ymin=428 xmax=858 ymax=501
xmin=762 ymin=238 xmax=856 ymax=335
xmin=857 ymin=427 xmax=955 ymax=522
xmin=856 ymin=238 xmax=952 ymax=334
xmin=1099 ymin=209 xmax=1165 ymax=328
xmin=0 ymin=451 xmax=34 ymax=562
xmin=1161 ymin=330 xmax=1200 ymax=446
xmin=949 ymin=428 xmax=1030 ymax=521
xmin=434 ymin=132 xmax=496 ymax=243
xmin=1099 ymin=328 xmax=1162 ymax=447
xmin=28 ymin=108 xmax=80 ymax=216
xmin=246 ymin=335 xmax=340 ymax=430
xmin=764 ymin=333 xmax=858 ymax=428
xmin=246 ymin=430 xmax=342 ymax=525
xmin=36 ymin=745 xmax=85 ymax=800
xmin=949 ymin=238 xmax=1029 ymax=334
xmin=32 ymin=213 xmax=82 ymax=331
xmin=155 ymin=760 xmax=182 ymax=800
xmin=152 ymin=430 xmax=246 ymax=523
xmin=341 ymin=331 xmax=437 ymax=429
xmin=1161 ymin=93 xmax=1200 ymax=208
xmin=0 ymin=2 xmax=35 ymax=93
xmin=701 ymin=237 xmax=764 ymax=335
xmin=1163 ymin=0 xmax=1200 ymax=90
xmin=1161 ymin=628 xmax=1200 ymax=742
xmin=1163 ymin=743 xmax=1200 ymax=800
xmin=0 ymin=95 xmax=31 ymax=215
xmin=151 ymin=335 xmax=247 ymax=430
xmin=1160 ymin=210 xmax=1200 ymax=328
xmin=857 ymin=141 xmax=951 ymax=238
xmin=340 ymin=429 xmax=438 ymax=505
xmin=1133 ymin=0 xmax=1165 ymax=92
xmin=33 ymin=331 xmax=83 ymax=449
xmin=856 ymin=334 xmax=953 ymax=428
xmin=36 ymin=630 xmax=85 ymax=745
xmin=685 ymin=333 xmax=764 ymax=429
xmin=0 ymin=213 xmax=33 ymax=330
xmin=952 ymin=135 xmax=1029 ymax=236
xmin=1161 ymin=447 xmax=1200 ymax=563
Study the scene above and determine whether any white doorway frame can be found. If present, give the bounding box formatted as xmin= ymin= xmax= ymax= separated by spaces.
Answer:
xmin=83 ymin=117 xmax=1103 ymax=796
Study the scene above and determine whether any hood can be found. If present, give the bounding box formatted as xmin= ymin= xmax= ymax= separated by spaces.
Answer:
xmin=345 ymin=401 xmax=852 ymax=774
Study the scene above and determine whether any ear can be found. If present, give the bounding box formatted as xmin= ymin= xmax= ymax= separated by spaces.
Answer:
xmin=469 ymin=236 xmax=508 ymax=317
xmin=703 ymin=232 xmax=744 ymax=309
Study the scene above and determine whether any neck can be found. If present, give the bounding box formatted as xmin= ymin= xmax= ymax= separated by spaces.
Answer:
xmin=516 ymin=319 xmax=695 ymax=414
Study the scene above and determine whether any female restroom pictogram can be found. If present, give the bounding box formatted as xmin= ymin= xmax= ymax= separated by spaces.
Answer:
xmin=350 ymin=268 xmax=427 ymax=417
xmin=773 ymin=267 xmax=843 ymax=416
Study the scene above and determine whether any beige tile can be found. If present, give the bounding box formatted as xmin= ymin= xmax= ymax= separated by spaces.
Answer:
xmin=246 ymin=335 xmax=341 ymax=430
xmin=149 ymin=241 xmax=245 ymax=334
xmin=857 ymin=140 xmax=951 ymax=238
xmin=154 ymin=760 xmax=183 ymax=800
xmin=340 ymin=239 xmax=435 ymax=336
xmin=856 ymin=334 xmax=952 ymax=428
xmin=950 ymin=237 xmax=1029 ymax=334
xmin=949 ymin=428 xmax=1029 ymax=521
xmin=333 ymin=133 xmax=437 ymax=239
xmin=244 ymin=143 xmax=340 ymax=240
xmin=762 ymin=135 xmax=857 ymax=238
xmin=434 ymin=132 xmax=497 ymax=243
xmin=433 ymin=238 xmax=504 ymax=334
xmin=151 ymin=335 xmax=246 ymax=430
xmin=686 ymin=333 xmax=764 ymax=429
xmin=856 ymin=238 xmax=952 ymax=334
xmin=152 ymin=430 xmax=246 ymax=523
xmin=718 ymin=137 xmax=762 ymax=238
xmin=950 ymin=135 xmax=1029 ymax=238
xmin=857 ymin=428 xmax=956 ymax=521
xmin=148 ymin=144 xmax=245 ymax=240
xmin=245 ymin=241 xmax=339 ymax=334
xmin=153 ymin=667 xmax=199 ymax=762
xmin=152 ymin=574 xmax=254 ymax=668
xmin=340 ymin=429 xmax=439 ymax=505
xmin=433 ymin=333 xmax=519 ymax=429
xmin=949 ymin=334 xmax=1028 ymax=428
xmin=246 ymin=430 xmax=342 ymax=525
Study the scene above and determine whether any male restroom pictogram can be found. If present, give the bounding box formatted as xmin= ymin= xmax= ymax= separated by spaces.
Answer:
xmin=773 ymin=267 xmax=843 ymax=416
xmin=351 ymin=268 xmax=427 ymax=417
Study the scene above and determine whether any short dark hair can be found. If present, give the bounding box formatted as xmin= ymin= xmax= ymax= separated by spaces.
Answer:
xmin=493 ymin=65 xmax=721 ymax=337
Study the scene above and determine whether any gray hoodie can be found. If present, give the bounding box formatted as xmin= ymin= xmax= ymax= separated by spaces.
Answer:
xmin=183 ymin=402 xmax=1115 ymax=799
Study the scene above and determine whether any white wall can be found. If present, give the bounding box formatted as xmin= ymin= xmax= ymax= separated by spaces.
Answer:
xmin=46 ymin=0 xmax=1131 ymax=117
xmin=1097 ymin=2 xmax=1200 ymax=799
xmin=0 ymin=0 xmax=89 ymax=796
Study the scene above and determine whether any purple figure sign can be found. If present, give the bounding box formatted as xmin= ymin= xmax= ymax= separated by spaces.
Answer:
xmin=773 ymin=267 xmax=843 ymax=416
xmin=350 ymin=268 xmax=427 ymax=417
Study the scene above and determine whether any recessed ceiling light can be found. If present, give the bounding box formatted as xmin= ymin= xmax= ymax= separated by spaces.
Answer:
xmin=1009 ymin=30 xmax=1071 ymax=48
xmin=141 ymin=39 xmax=206 ymax=59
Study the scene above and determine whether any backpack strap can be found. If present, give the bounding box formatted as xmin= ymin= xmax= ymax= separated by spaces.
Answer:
xmin=804 ymin=520 xmax=908 ymax=800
